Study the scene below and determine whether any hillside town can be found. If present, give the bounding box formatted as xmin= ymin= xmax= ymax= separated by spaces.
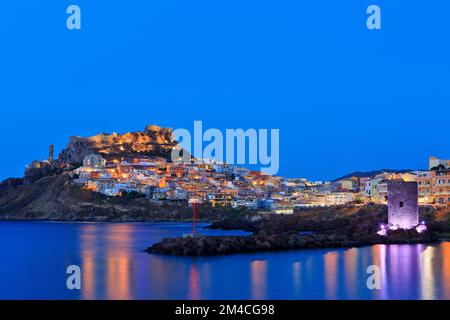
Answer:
xmin=65 ymin=149 xmax=450 ymax=213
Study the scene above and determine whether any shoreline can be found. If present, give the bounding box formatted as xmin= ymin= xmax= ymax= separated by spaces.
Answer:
xmin=1 ymin=204 xmax=450 ymax=255
xmin=0 ymin=218 xmax=214 ymax=223
xmin=0 ymin=217 xmax=445 ymax=255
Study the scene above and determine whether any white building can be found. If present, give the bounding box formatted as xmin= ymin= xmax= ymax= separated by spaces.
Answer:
xmin=83 ymin=154 xmax=106 ymax=168
xmin=429 ymin=156 xmax=450 ymax=170
xmin=104 ymin=188 xmax=121 ymax=196
xmin=325 ymin=192 xmax=355 ymax=206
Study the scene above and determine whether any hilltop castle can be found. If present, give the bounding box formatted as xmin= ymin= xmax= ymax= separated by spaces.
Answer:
xmin=57 ymin=125 xmax=175 ymax=165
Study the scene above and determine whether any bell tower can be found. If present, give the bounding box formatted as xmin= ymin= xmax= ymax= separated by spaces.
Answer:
xmin=49 ymin=144 xmax=54 ymax=163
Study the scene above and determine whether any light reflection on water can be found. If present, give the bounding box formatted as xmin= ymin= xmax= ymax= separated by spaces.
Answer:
xmin=251 ymin=260 xmax=267 ymax=300
xmin=1 ymin=221 xmax=450 ymax=299
xmin=324 ymin=251 xmax=338 ymax=299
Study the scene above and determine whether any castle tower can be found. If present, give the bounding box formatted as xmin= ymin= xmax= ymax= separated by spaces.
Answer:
xmin=145 ymin=124 xmax=162 ymax=132
xmin=387 ymin=180 xmax=419 ymax=229
xmin=49 ymin=144 xmax=54 ymax=163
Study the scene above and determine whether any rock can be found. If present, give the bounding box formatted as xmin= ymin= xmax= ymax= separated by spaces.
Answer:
xmin=147 ymin=217 xmax=440 ymax=256
xmin=296 ymin=238 xmax=306 ymax=247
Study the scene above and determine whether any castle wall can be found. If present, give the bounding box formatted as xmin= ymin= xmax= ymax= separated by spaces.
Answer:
xmin=59 ymin=127 xmax=175 ymax=164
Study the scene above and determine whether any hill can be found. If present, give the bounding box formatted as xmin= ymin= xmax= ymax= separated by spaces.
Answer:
xmin=333 ymin=169 xmax=419 ymax=182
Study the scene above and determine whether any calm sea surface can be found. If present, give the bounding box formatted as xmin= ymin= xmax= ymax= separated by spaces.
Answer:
xmin=0 ymin=221 xmax=448 ymax=300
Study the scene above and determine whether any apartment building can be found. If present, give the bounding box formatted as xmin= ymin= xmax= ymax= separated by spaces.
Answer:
xmin=432 ymin=167 xmax=450 ymax=205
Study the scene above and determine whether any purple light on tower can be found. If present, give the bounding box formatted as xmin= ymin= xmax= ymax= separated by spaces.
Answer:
xmin=416 ymin=224 xmax=427 ymax=233
xmin=387 ymin=180 xmax=419 ymax=229
xmin=377 ymin=224 xmax=387 ymax=236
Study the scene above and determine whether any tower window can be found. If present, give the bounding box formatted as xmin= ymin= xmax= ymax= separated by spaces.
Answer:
xmin=399 ymin=201 xmax=404 ymax=208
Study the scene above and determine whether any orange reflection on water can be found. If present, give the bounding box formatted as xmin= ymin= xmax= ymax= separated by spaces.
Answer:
xmin=80 ymin=225 xmax=97 ymax=300
xmin=106 ymin=254 xmax=131 ymax=300
xmin=371 ymin=245 xmax=388 ymax=299
xmin=251 ymin=260 xmax=267 ymax=300
xmin=80 ymin=224 xmax=133 ymax=300
xmin=105 ymin=224 xmax=132 ymax=300
xmin=441 ymin=242 xmax=450 ymax=299
xmin=344 ymin=248 xmax=357 ymax=298
xmin=372 ymin=245 xmax=380 ymax=266
xmin=324 ymin=251 xmax=338 ymax=299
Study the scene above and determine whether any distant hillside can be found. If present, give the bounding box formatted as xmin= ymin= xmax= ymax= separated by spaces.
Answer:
xmin=333 ymin=169 xmax=419 ymax=182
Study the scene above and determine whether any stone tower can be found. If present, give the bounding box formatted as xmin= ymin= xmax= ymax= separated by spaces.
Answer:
xmin=49 ymin=144 xmax=54 ymax=163
xmin=387 ymin=180 xmax=419 ymax=229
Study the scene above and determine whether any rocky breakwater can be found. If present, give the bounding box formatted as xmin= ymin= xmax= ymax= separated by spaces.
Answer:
xmin=147 ymin=229 xmax=436 ymax=256
xmin=147 ymin=206 xmax=439 ymax=256
xmin=147 ymin=233 xmax=353 ymax=256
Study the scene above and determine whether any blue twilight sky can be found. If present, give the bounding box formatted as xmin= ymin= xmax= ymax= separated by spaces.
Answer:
xmin=0 ymin=1 xmax=449 ymax=181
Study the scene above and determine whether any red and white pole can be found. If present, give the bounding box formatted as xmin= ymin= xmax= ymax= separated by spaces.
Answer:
xmin=193 ymin=201 xmax=197 ymax=238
